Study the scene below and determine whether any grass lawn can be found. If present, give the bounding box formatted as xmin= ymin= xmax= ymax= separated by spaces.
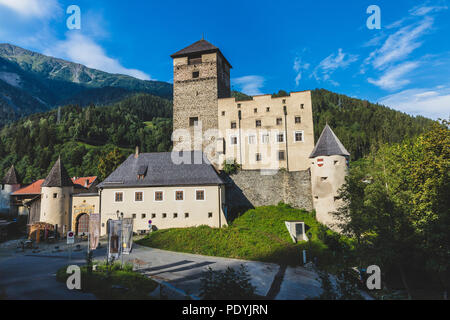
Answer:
xmin=56 ymin=261 xmax=158 ymax=300
xmin=137 ymin=203 xmax=350 ymax=268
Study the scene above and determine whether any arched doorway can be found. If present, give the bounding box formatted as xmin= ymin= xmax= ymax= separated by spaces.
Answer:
xmin=76 ymin=213 xmax=89 ymax=235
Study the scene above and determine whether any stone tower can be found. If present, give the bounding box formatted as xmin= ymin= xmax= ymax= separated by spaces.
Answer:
xmin=0 ymin=165 xmax=20 ymax=216
xmin=171 ymin=39 xmax=232 ymax=152
xmin=310 ymin=125 xmax=350 ymax=229
xmin=40 ymin=157 xmax=74 ymax=235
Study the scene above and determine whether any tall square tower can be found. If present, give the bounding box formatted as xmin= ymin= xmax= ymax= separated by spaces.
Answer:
xmin=171 ymin=39 xmax=232 ymax=151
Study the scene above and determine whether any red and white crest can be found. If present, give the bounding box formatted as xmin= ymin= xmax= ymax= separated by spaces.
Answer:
xmin=317 ymin=158 xmax=324 ymax=167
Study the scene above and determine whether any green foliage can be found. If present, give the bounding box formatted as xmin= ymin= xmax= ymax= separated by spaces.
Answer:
xmin=222 ymin=159 xmax=241 ymax=175
xmin=56 ymin=261 xmax=157 ymax=300
xmin=231 ymin=91 xmax=253 ymax=101
xmin=98 ymin=148 xmax=127 ymax=181
xmin=312 ymin=269 xmax=363 ymax=300
xmin=333 ymin=120 xmax=450 ymax=298
xmin=0 ymin=93 xmax=172 ymax=183
xmin=138 ymin=204 xmax=351 ymax=269
xmin=272 ymin=90 xmax=289 ymax=98
xmin=200 ymin=265 xmax=257 ymax=300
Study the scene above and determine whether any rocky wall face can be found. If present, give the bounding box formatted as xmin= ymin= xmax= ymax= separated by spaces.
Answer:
xmin=221 ymin=169 xmax=313 ymax=217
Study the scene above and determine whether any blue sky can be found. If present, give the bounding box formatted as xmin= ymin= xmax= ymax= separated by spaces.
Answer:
xmin=0 ymin=0 xmax=449 ymax=119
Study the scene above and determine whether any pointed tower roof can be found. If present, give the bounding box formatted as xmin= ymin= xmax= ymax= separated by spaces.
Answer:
xmin=309 ymin=124 xmax=350 ymax=158
xmin=171 ymin=39 xmax=232 ymax=68
xmin=41 ymin=157 xmax=74 ymax=187
xmin=2 ymin=165 xmax=19 ymax=185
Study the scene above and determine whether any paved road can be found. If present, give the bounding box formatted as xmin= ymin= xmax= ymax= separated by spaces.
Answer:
xmin=0 ymin=239 xmax=324 ymax=300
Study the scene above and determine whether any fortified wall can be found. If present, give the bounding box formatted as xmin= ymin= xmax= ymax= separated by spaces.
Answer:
xmin=221 ymin=169 xmax=313 ymax=219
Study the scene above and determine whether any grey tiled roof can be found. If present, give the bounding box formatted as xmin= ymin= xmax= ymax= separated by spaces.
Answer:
xmin=309 ymin=124 xmax=350 ymax=158
xmin=2 ymin=165 xmax=19 ymax=185
xmin=42 ymin=157 xmax=74 ymax=187
xmin=98 ymin=151 xmax=223 ymax=188
xmin=170 ymin=39 xmax=232 ymax=67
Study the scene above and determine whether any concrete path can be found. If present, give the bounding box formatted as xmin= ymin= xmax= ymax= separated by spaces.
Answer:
xmin=0 ymin=238 xmax=324 ymax=300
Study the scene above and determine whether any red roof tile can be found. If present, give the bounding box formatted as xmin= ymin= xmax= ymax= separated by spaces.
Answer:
xmin=12 ymin=176 xmax=97 ymax=195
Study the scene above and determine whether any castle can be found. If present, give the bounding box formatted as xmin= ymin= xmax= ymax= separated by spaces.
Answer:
xmin=2 ymin=39 xmax=350 ymax=236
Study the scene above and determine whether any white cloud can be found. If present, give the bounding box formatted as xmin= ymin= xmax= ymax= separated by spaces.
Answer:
xmin=379 ymin=86 xmax=450 ymax=119
xmin=366 ymin=17 xmax=433 ymax=70
xmin=409 ymin=3 xmax=448 ymax=16
xmin=0 ymin=0 xmax=61 ymax=19
xmin=232 ymin=75 xmax=265 ymax=96
xmin=312 ymin=49 xmax=358 ymax=84
xmin=45 ymin=33 xmax=151 ymax=80
xmin=368 ymin=61 xmax=420 ymax=91
xmin=293 ymin=57 xmax=310 ymax=86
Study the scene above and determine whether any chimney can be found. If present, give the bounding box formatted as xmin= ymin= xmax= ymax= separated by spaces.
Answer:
xmin=84 ymin=180 xmax=88 ymax=188
xmin=135 ymin=146 xmax=139 ymax=158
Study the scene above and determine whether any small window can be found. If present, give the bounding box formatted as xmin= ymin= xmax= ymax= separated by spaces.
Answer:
xmin=132 ymin=214 xmax=136 ymax=219
xmin=295 ymin=116 xmax=301 ymax=124
xmin=115 ymin=192 xmax=123 ymax=202
xmin=141 ymin=214 xmax=146 ymax=219
xmin=300 ymin=104 xmax=304 ymax=109
xmin=334 ymin=160 xmax=339 ymax=165
xmin=255 ymin=120 xmax=261 ymax=127
xmin=237 ymin=103 xmax=241 ymax=108
xmin=231 ymin=121 xmax=237 ymax=129
xmin=282 ymin=99 xmax=286 ymax=104
xmin=230 ymin=136 xmax=238 ymax=145
xmin=192 ymin=71 xmax=199 ymax=78
xmin=254 ymin=108 xmax=258 ymax=113
xmin=162 ymin=213 xmax=167 ymax=218
xmin=266 ymin=107 xmax=270 ymax=112
xmin=173 ymin=213 xmax=178 ymax=218
xmin=261 ymin=134 xmax=269 ymax=144
xmin=151 ymin=213 xmax=156 ymax=219
xmin=256 ymin=153 xmax=262 ymax=162
xmin=185 ymin=212 xmax=189 ymax=218
xmin=155 ymin=191 xmax=163 ymax=201
xmin=277 ymin=133 xmax=284 ymax=143
xmin=278 ymin=151 xmax=285 ymax=160
xmin=276 ymin=118 xmax=282 ymax=125
xmin=175 ymin=191 xmax=184 ymax=201
xmin=222 ymin=111 xmax=225 ymax=116
xmin=321 ymin=177 xmax=328 ymax=181
xmin=196 ymin=190 xmax=205 ymax=201
xmin=135 ymin=192 xmax=143 ymax=202
xmin=53 ymin=193 xmax=58 ymax=199
xmin=208 ymin=212 xmax=213 ymax=218
xmin=248 ymin=135 xmax=256 ymax=144
xmin=295 ymin=131 xmax=304 ymax=142
xmin=189 ymin=117 xmax=199 ymax=127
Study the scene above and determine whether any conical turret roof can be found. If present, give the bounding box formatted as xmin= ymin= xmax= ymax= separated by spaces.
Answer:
xmin=2 ymin=165 xmax=19 ymax=185
xmin=41 ymin=157 xmax=74 ymax=187
xmin=309 ymin=124 xmax=350 ymax=158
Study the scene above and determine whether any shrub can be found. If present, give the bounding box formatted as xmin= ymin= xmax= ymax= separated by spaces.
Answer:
xmin=222 ymin=159 xmax=241 ymax=175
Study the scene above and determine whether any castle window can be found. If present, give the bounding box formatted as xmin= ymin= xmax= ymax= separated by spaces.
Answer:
xmin=255 ymin=120 xmax=261 ymax=127
xmin=196 ymin=190 xmax=205 ymax=201
xmin=115 ymin=192 xmax=123 ymax=202
xmin=254 ymin=108 xmax=258 ymax=113
xmin=261 ymin=134 xmax=269 ymax=144
xmin=256 ymin=153 xmax=262 ymax=162
xmin=162 ymin=213 xmax=167 ymax=218
xmin=155 ymin=191 xmax=163 ymax=201
xmin=282 ymin=99 xmax=286 ymax=104
xmin=175 ymin=190 xmax=184 ymax=201
xmin=294 ymin=131 xmax=304 ymax=142
xmin=277 ymin=133 xmax=284 ymax=143
xmin=185 ymin=212 xmax=189 ymax=218
xmin=321 ymin=177 xmax=328 ymax=181
xmin=222 ymin=111 xmax=225 ymax=116
xmin=231 ymin=121 xmax=236 ymax=129
xmin=276 ymin=118 xmax=283 ymax=125
xmin=151 ymin=213 xmax=156 ymax=219
xmin=266 ymin=107 xmax=270 ymax=112
xmin=208 ymin=212 xmax=213 ymax=218
xmin=189 ymin=117 xmax=199 ymax=127
xmin=174 ymin=213 xmax=178 ymax=218
xmin=142 ymin=214 xmax=146 ymax=219
xmin=135 ymin=192 xmax=143 ymax=202
xmin=278 ymin=151 xmax=285 ymax=160
xmin=248 ymin=135 xmax=256 ymax=144
xmin=132 ymin=214 xmax=136 ymax=219
xmin=295 ymin=116 xmax=301 ymax=124
xmin=230 ymin=136 xmax=238 ymax=145
xmin=300 ymin=104 xmax=304 ymax=109
xmin=53 ymin=193 xmax=58 ymax=199
xmin=192 ymin=71 xmax=199 ymax=78
xmin=237 ymin=104 xmax=241 ymax=108
xmin=334 ymin=160 xmax=339 ymax=165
